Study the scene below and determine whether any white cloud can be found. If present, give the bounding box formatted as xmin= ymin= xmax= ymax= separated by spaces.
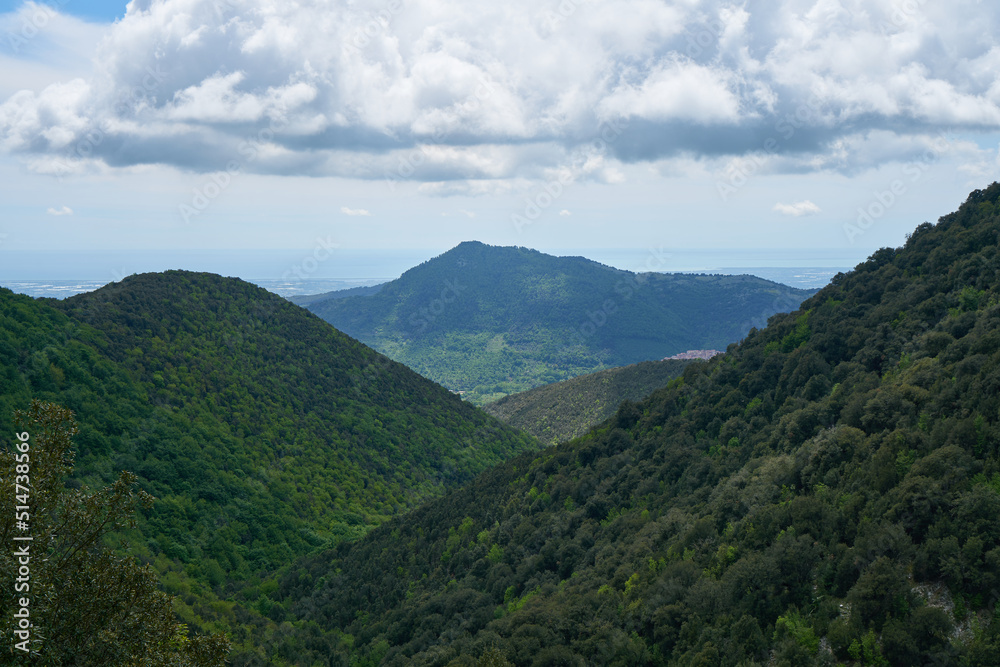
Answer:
xmin=0 ymin=0 xmax=999 ymax=184
xmin=559 ymin=209 xmax=571 ymax=216
xmin=598 ymin=60 xmax=743 ymax=124
xmin=46 ymin=205 xmax=73 ymax=215
xmin=0 ymin=4 xmax=106 ymax=99
xmin=416 ymin=178 xmax=530 ymax=197
xmin=341 ymin=206 xmax=371 ymax=216
xmin=164 ymin=72 xmax=318 ymax=124
xmin=773 ymin=200 xmax=821 ymax=217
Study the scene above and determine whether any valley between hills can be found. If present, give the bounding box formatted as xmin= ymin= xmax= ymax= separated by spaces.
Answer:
xmin=3 ymin=186 xmax=1000 ymax=665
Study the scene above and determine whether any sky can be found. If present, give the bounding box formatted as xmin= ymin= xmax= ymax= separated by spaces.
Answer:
xmin=1 ymin=0 xmax=1000 ymax=279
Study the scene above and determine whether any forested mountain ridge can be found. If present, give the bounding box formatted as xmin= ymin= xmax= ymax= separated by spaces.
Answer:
xmin=304 ymin=241 xmax=816 ymax=403
xmin=482 ymin=359 xmax=692 ymax=444
xmin=0 ymin=271 xmax=538 ymax=661
xmin=268 ymin=186 xmax=1000 ymax=665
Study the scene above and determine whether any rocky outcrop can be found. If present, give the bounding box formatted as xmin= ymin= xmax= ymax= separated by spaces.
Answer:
xmin=664 ymin=349 xmax=723 ymax=360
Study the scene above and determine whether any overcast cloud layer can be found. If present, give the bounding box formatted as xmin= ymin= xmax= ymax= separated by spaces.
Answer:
xmin=2 ymin=0 xmax=1000 ymax=192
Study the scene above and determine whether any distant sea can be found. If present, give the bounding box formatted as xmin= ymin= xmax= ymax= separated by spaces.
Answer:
xmin=0 ymin=247 xmax=863 ymax=299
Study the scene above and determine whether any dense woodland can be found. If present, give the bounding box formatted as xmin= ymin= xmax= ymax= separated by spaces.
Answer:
xmin=306 ymin=242 xmax=815 ymax=403
xmin=0 ymin=273 xmax=537 ymax=662
xmin=261 ymin=186 xmax=1000 ymax=665
xmin=483 ymin=360 xmax=691 ymax=444
xmin=3 ymin=184 xmax=1000 ymax=664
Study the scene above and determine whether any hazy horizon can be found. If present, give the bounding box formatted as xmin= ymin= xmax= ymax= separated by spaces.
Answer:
xmin=0 ymin=244 xmax=864 ymax=276
xmin=3 ymin=0 xmax=999 ymax=266
xmin=0 ymin=243 xmax=861 ymax=300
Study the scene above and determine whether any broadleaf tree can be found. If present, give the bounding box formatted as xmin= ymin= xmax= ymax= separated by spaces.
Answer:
xmin=0 ymin=400 xmax=229 ymax=665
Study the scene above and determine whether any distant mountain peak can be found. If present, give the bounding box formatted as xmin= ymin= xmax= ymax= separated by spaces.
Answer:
xmin=304 ymin=242 xmax=816 ymax=403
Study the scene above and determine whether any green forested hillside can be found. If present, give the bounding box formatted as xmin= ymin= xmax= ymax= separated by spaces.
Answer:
xmin=305 ymin=242 xmax=816 ymax=403
xmin=269 ymin=186 xmax=1000 ymax=665
xmin=0 ymin=272 xmax=538 ymax=662
xmin=482 ymin=359 xmax=691 ymax=444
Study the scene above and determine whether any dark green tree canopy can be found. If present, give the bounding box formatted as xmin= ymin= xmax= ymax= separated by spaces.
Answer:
xmin=267 ymin=185 xmax=1000 ymax=664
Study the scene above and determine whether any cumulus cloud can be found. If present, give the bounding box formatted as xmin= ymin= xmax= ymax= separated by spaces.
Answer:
xmin=1 ymin=0 xmax=999 ymax=185
xmin=559 ymin=209 xmax=571 ymax=216
xmin=773 ymin=200 xmax=820 ymax=217
xmin=46 ymin=205 xmax=73 ymax=215
xmin=341 ymin=207 xmax=371 ymax=216
xmin=598 ymin=60 xmax=743 ymax=125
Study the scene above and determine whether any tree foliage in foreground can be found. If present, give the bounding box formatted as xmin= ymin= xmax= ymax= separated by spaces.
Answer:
xmin=0 ymin=400 xmax=229 ymax=665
